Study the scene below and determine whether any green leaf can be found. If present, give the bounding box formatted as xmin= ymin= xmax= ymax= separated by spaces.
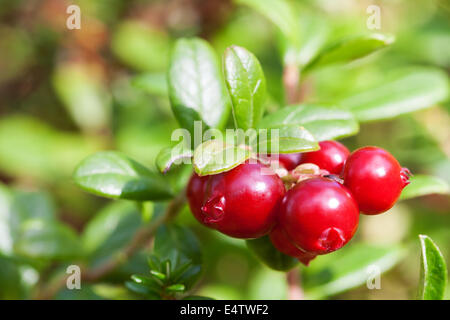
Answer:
xmin=400 ymin=175 xmax=449 ymax=200
xmin=246 ymin=236 xmax=299 ymax=271
xmin=192 ymin=139 xmax=251 ymax=176
xmin=251 ymin=125 xmax=318 ymax=154
xmin=2 ymin=189 xmax=82 ymax=261
xmin=153 ymin=224 xmax=202 ymax=290
xmin=0 ymin=255 xmax=26 ymax=299
xmin=305 ymin=33 xmax=394 ymax=71
xmin=341 ymin=68 xmax=449 ymax=122
xmin=418 ymin=235 xmax=448 ymax=300
xmin=168 ymin=38 xmax=231 ymax=134
xmin=258 ymin=104 xmax=359 ymax=141
xmin=155 ymin=145 xmax=193 ymax=174
xmin=73 ymin=151 xmax=173 ymax=201
xmin=223 ymin=45 xmax=266 ymax=130
xmin=303 ymin=243 xmax=405 ymax=299
xmin=14 ymin=221 xmax=83 ymax=260
xmin=132 ymin=73 xmax=168 ymax=97
xmin=52 ymin=62 xmax=111 ymax=132
xmin=166 ymin=284 xmax=185 ymax=293
xmin=235 ymin=0 xmax=298 ymax=46
xmin=111 ymin=21 xmax=169 ymax=72
xmin=82 ymin=201 xmax=144 ymax=264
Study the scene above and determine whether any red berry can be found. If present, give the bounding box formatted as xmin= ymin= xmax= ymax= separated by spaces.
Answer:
xmin=269 ymin=225 xmax=316 ymax=265
xmin=187 ymin=161 xmax=286 ymax=239
xmin=279 ymin=177 xmax=359 ymax=255
xmin=186 ymin=173 xmax=209 ymax=227
xmin=277 ymin=153 xmax=303 ymax=170
xmin=342 ymin=146 xmax=410 ymax=215
xmin=300 ymin=140 xmax=349 ymax=175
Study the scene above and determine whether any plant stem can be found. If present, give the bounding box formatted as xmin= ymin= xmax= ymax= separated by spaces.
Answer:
xmin=283 ymin=64 xmax=301 ymax=105
xmin=286 ymin=269 xmax=305 ymax=300
xmin=33 ymin=191 xmax=187 ymax=300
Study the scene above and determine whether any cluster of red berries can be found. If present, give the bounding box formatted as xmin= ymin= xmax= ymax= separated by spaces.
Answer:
xmin=187 ymin=141 xmax=411 ymax=265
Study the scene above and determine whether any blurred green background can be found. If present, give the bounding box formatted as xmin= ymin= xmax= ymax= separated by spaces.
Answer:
xmin=0 ymin=0 xmax=449 ymax=300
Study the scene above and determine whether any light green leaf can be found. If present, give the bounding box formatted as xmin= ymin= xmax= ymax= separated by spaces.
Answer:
xmin=235 ymin=0 xmax=298 ymax=45
xmin=73 ymin=151 xmax=173 ymax=201
xmin=111 ymin=21 xmax=169 ymax=72
xmin=251 ymin=125 xmax=318 ymax=154
xmin=168 ymin=38 xmax=231 ymax=134
xmin=258 ymin=104 xmax=359 ymax=141
xmin=400 ymin=175 xmax=449 ymax=200
xmin=303 ymin=243 xmax=405 ymax=299
xmin=341 ymin=68 xmax=449 ymax=122
xmin=155 ymin=145 xmax=193 ymax=174
xmin=223 ymin=45 xmax=266 ymax=130
xmin=82 ymin=201 xmax=144 ymax=264
xmin=132 ymin=73 xmax=168 ymax=96
xmin=305 ymin=33 xmax=394 ymax=71
xmin=53 ymin=62 xmax=111 ymax=132
xmin=246 ymin=236 xmax=299 ymax=271
xmin=192 ymin=140 xmax=251 ymax=176
xmin=14 ymin=221 xmax=82 ymax=260
xmin=418 ymin=235 xmax=448 ymax=300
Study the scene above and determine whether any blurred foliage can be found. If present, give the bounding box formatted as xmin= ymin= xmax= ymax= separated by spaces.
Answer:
xmin=0 ymin=0 xmax=448 ymax=300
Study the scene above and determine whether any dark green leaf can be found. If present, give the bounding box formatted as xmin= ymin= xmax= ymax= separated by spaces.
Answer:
xmin=341 ymin=68 xmax=449 ymax=122
xmin=183 ymin=295 xmax=215 ymax=300
xmin=251 ymin=125 xmax=318 ymax=154
xmin=155 ymin=145 xmax=193 ymax=174
xmin=193 ymin=139 xmax=251 ymax=176
xmin=303 ymin=243 xmax=405 ymax=299
xmin=258 ymin=104 xmax=359 ymax=141
xmin=400 ymin=175 xmax=449 ymax=200
xmin=73 ymin=151 xmax=173 ymax=201
xmin=418 ymin=235 xmax=447 ymax=300
xmin=223 ymin=45 xmax=266 ymax=130
xmin=168 ymin=38 xmax=231 ymax=134
xmin=246 ymin=236 xmax=299 ymax=271
xmin=305 ymin=33 xmax=394 ymax=71
xmin=153 ymin=224 xmax=202 ymax=290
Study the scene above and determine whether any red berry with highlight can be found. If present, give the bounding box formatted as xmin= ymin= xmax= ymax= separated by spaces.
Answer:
xmin=300 ymin=140 xmax=350 ymax=174
xmin=187 ymin=173 xmax=209 ymax=227
xmin=269 ymin=225 xmax=316 ymax=265
xmin=279 ymin=177 xmax=359 ymax=255
xmin=342 ymin=146 xmax=410 ymax=215
xmin=187 ymin=161 xmax=286 ymax=239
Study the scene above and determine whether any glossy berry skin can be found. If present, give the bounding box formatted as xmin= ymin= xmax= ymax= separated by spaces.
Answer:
xmin=269 ymin=225 xmax=316 ymax=265
xmin=342 ymin=146 xmax=410 ymax=215
xmin=187 ymin=161 xmax=286 ymax=239
xmin=279 ymin=177 xmax=359 ymax=255
xmin=300 ymin=140 xmax=350 ymax=175
xmin=186 ymin=173 xmax=209 ymax=227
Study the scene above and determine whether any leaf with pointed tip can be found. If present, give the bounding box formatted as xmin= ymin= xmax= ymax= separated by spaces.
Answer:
xmin=193 ymin=140 xmax=251 ymax=176
xmin=400 ymin=175 xmax=449 ymax=200
xmin=258 ymin=104 xmax=359 ymax=141
xmin=341 ymin=68 xmax=449 ymax=122
xmin=305 ymin=33 xmax=394 ymax=71
xmin=73 ymin=151 xmax=173 ymax=201
xmin=168 ymin=38 xmax=231 ymax=134
xmin=223 ymin=45 xmax=266 ymax=130
xmin=418 ymin=235 xmax=447 ymax=300
xmin=251 ymin=125 xmax=318 ymax=154
xmin=155 ymin=145 xmax=193 ymax=174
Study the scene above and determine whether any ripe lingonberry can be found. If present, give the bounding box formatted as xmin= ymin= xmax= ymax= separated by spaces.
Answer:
xmin=186 ymin=173 xmax=209 ymax=227
xmin=187 ymin=161 xmax=285 ymax=239
xmin=342 ymin=146 xmax=410 ymax=215
xmin=279 ymin=177 xmax=359 ymax=255
xmin=277 ymin=153 xmax=303 ymax=170
xmin=300 ymin=140 xmax=350 ymax=175
xmin=269 ymin=225 xmax=316 ymax=265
